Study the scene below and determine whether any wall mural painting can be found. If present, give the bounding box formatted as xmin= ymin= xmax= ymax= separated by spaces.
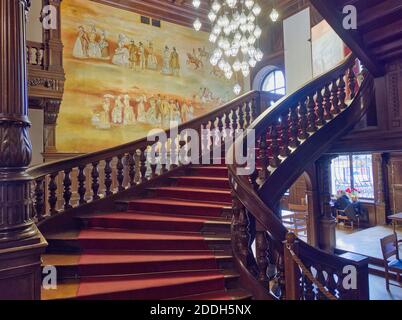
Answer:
xmin=58 ymin=0 xmax=238 ymax=153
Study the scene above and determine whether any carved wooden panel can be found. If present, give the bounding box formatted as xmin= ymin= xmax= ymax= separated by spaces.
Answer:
xmin=386 ymin=60 xmax=402 ymax=130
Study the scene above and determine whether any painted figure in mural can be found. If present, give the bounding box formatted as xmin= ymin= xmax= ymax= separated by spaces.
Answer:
xmin=87 ymin=25 xmax=102 ymax=59
xmin=147 ymin=42 xmax=158 ymax=70
xmin=73 ymin=26 xmax=89 ymax=59
xmin=170 ymin=47 xmax=180 ymax=76
xmin=129 ymin=41 xmax=139 ymax=70
xmin=188 ymin=102 xmax=195 ymax=121
xmin=146 ymin=96 xmax=159 ymax=125
xmin=138 ymin=42 xmax=146 ymax=70
xmin=180 ymin=101 xmax=189 ymax=123
xmin=98 ymin=94 xmax=113 ymax=129
xmin=162 ymin=46 xmax=172 ymax=75
xmin=155 ymin=95 xmax=162 ymax=123
xmin=136 ymin=95 xmax=147 ymax=122
xmin=112 ymin=34 xmax=129 ymax=66
xmin=112 ymin=96 xmax=124 ymax=124
xmin=187 ymin=50 xmax=203 ymax=70
xmin=98 ymin=30 xmax=110 ymax=59
xmin=160 ymin=97 xmax=171 ymax=127
xmin=123 ymin=95 xmax=135 ymax=125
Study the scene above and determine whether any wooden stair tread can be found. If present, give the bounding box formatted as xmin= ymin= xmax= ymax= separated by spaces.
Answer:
xmin=125 ymin=198 xmax=227 ymax=208
xmin=42 ymin=251 xmax=233 ymax=267
xmin=77 ymin=211 xmax=231 ymax=224
xmin=42 ymin=270 xmax=239 ymax=300
xmin=148 ymin=186 xmax=231 ymax=194
xmin=46 ymin=229 xmax=231 ymax=241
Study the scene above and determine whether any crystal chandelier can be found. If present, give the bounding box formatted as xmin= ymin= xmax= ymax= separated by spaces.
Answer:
xmin=193 ymin=0 xmax=264 ymax=95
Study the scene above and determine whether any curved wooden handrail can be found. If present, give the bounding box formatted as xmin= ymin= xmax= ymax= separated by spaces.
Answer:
xmin=228 ymin=53 xmax=373 ymax=300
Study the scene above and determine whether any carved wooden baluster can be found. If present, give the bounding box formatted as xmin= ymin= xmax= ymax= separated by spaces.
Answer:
xmin=280 ymin=111 xmax=290 ymax=157
xmin=316 ymin=89 xmax=325 ymax=126
xmin=179 ymin=140 xmax=186 ymax=166
xmin=269 ymin=121 xmax=281 ymax=168
xmin=217 ymin=114 xmax=224 ymax=136
xmin=34 ymin=177 xmax=45 ymax=221
xmin=338 ymin=74 xmax=347 ymax=110
xmin=331 ymin=79 xmax=340 ymax=115
xmin=326 ymin=269 xmax=338 ymax=298
xmin=48 ymin=172 xmax=58 ymax=215
xmin=127 ymin=153 xmax=136 ymax=186
xmin=303 ymin=263 xmax=315 ymax=300
xmin=150 ymin=149 xmax=158 ymax=179
xmin=259 ymin=129 xmax=269 ymax=182
xmin=140 ymin=147 xmax=148 ymax=182
xmin=256 ymin=226 xmax=269 ymax=285
xmin=245 ymin=101 xmax=251 ymax=128
xmin=200 ymin=123 xmax=208 ymax=161
xmin=171 ymin=136 xmax=178 ymax=169
xmin=232 ymin=107 xmax=239 ymax=132
xmin=323 ymin=84 xmax=333 ymax=120
xmin=103 ymin=159 xmax=112 ymax=196
xmin=160 ymin=141 xmax=168 ymax=174
xmin=237 ymin=204 xmax=251 ymax=265
xmin=315 ymin=267 xmax=327 ymax=300
xmin=116 ymin=154 xmax=125 ymax=192
xmin=289 ymin=106 xmax=300 ymax=148
xmin=298 ymin=98 xmax=309 ymax=140
xmin=278 ymin=253 xmax=286 ymax=300
xmin=225 ymin=110 xmax=231 ymax=131
xmin=348 ymin=64 xmax=356 ymax=99
xmin=91 ymin=161 xmax=100 ymax=200
xmin=210 ymin=135 xmax=215 ymax=164
xmin=238 ymin=103 xmax=245 ymax=130
xmin=63 ymin=168 xmax=72 ymax=210
xmin=307 ymin=94 xmax=317 ymax=133
xmin=78 ymin=165 xmax=87 ymax=204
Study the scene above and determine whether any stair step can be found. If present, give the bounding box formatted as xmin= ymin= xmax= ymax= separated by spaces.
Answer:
xmin=41 ymin=270 xmax=239 ymax=300
xmin=42 ymin=251 xmax=233 ymax=278
xmin=46 ymin=229 xmax=231 ymax=251
xmin=124 ymin=198 xmax=227 ymax=217
xmin=191 ymin=166 xmax=228 ymax=177
xmin=148 ymin=186 xmax=232 ymax=204
xmin=170 ymin=288 xmax=252 ymax=300
xmin=172 ymin=176 xmax=230 ymax=189
xmin=77 ymin=212 xmax=231 ymax=233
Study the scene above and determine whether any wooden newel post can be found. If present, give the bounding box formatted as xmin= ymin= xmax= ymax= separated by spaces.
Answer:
xmin=283 ymin=233 xmax=301 ymax=300
xmin=0 ymin=0 xmax=47 ymax=299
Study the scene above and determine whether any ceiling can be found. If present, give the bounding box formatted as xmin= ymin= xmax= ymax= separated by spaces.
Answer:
xmin=91 ymin=0 xmax=313 ymax=31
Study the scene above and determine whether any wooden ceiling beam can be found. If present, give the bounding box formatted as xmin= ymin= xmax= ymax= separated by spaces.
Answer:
xmin=358 ymin=0 xmax=402 ymax=31
xmin=364 ymin=19 xmax=402 ymax=47
xmin=310 ymin=0 xmax=385 ymax=77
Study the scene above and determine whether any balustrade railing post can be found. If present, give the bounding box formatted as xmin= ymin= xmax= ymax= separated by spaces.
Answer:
xmin=0 ymin=0 xmax=46 ymax=299
xmin=255 ymin=222 xmax=269 ymax=286
xmin=283 ymin=233 xmax=301 ymax=300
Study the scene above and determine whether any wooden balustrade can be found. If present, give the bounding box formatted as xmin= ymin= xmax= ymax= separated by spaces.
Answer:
xmin=228 ymin=54 xmax=373 ymax=300
xmin=26 ymin=41 xmax=45 ymax=68
xmin=27 ymin=91 xmax=280 ymax=223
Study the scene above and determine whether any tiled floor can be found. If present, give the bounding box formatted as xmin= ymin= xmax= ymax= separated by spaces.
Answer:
xmin=369 ymin=275 xmax=402 ymax=300
xmin=336 ymin=225 xmax=402 ymax=259
xmin=336 ymin=225 xmax=402 ymax=300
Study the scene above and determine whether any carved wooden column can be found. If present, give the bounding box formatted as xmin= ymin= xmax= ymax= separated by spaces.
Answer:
xmin=0 ymin=0 xmax=47 ymax=299
xmin=315 ymin=155 xmax=337 ymax=253
xmin=44 ymin=99 xmax=61 ymax=153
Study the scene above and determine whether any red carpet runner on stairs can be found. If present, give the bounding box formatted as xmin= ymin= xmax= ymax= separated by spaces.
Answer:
xmin=42 ymin=166 xmax=251 ymax=300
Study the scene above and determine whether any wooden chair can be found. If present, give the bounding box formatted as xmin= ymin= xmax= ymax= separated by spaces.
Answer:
xmin=336 ymin=208 xmax=360 ymax=230
xmin=380 ymin=234 xmax=402 ymax=291
xmin=283 ymin=204 xmax=308 ymax=237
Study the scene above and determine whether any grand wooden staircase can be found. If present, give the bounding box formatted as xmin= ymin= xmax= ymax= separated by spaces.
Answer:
xmin=31 ymin=53 xmax=374 ymax=300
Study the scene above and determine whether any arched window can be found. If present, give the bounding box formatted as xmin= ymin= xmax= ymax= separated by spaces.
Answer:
xmin=261 ymin=70 xmax=286 ymax=95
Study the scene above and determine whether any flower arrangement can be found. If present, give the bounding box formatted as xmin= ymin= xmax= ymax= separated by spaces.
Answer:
xmin=337 ymin=188 xmax=360 ymax=202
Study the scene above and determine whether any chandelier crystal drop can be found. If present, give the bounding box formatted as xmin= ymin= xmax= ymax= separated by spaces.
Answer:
xmin=193 ymin=1 xmax=263 ymax=95
xmin=270 ymin=8 xmax=279 ymax=22
xmin=193 ymin=18 xmax=202 ymax=31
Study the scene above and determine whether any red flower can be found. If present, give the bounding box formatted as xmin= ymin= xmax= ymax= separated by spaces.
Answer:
xmin=345 ymin=188 xmax=352 ymax=193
